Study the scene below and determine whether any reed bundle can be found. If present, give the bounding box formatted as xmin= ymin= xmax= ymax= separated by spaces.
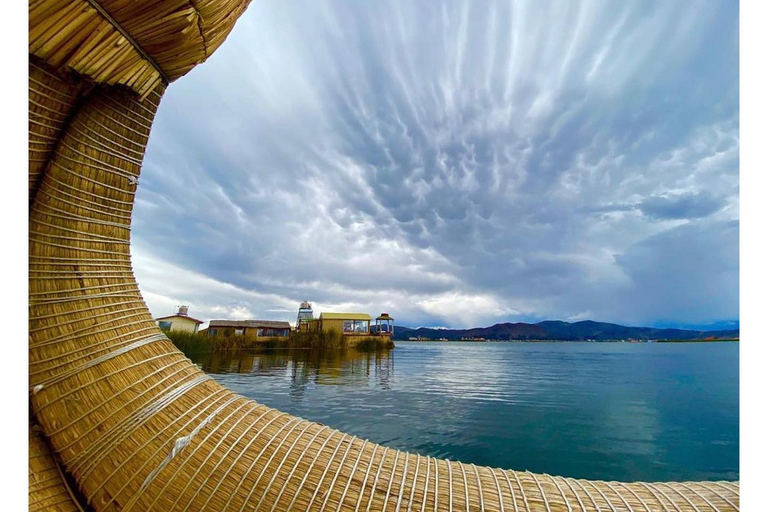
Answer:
xmin=28 ymin=57 xmax=82 ymax=198
xmin=28 ymin=1 xmax=740 ymax=511
xmin=29 ymin=0 xmax=252 ymax=98
xmin=29 ymin=421 xmax=84 ymax=512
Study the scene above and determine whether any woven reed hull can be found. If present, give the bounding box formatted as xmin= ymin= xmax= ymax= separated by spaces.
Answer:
xmin=27 ymin=6 xmax=739 ymax=512
xmin=28 ymin=58 xmax=82 ymax=200
xmin=29 ymin=422 xmax=83 ymax=512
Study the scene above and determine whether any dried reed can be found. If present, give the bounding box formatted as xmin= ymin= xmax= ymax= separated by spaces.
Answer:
xmin=28 ymin=2 xmax=740 ymax=511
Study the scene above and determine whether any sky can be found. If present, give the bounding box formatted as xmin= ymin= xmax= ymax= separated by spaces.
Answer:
xmin=132 ymin=0 xmax=739 ymax=330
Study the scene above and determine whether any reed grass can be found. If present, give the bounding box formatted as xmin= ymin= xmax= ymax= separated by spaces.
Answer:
xmin=165 ymin=330 xmax=291 ymax=355
xmin=165 ymin=328 xmax=396 ymax=356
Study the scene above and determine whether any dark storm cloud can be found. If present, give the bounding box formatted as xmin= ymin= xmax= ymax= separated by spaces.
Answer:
xmin=639 ymin=192 xmax=727 ymax=220
xmin=133 ymin=0 xmax=738 ymax=328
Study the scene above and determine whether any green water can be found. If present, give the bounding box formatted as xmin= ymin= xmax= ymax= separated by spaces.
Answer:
xmin=191 ymin=341 xmax=739 ymax=482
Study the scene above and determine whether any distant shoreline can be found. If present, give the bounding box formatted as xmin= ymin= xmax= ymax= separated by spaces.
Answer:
xmin=397 ymin=338 xmax=739 ymax=343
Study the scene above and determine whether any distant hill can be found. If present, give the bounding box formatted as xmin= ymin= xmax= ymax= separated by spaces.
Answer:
xmin=392 ymin=320 xmax=739 ymax=341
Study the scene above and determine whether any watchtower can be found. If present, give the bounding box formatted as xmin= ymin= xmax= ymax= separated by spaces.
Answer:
xmin=296 ymin=301 xmax=314 ymax=332
xmin=374 ymin=313 xmax=395 ymax=336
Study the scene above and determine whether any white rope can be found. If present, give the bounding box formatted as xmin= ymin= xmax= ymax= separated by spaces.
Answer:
xmin=57 ymin=139 xmax=141 ymax=181
xmin=34 ymin=351 xmax=180 ymax=417
xmin=48 ymin=159 xmax=137 ymax=195
xmin=560 ymin=477 xmax=588 ymax=512
xmin=568 ymin=478 xmax=604 ymax=512
xmin=252 ymin=421 xmax=319 ymax=512
xmin=472 ymin=464 xmax=486 ymax=512
xmin=459 ymin=462 xmax=470 ymax=512
xmin=547 ymin=475 xmax=572 ymax=512
xmin=233 ymin=419 xmax=312 ymax=512
xmin=304 ymin=433 xmax=353 ymax=512
xmin=159 ymin=399 xmax=262 ymax=512
xmin=88 ymin=389 xmax=234 ymax=503
xmin=67 ymin=121 xmax=145 ymax=164
xmin=658 ymin=483 xmax=703 ymax=512
xmin=433 ymin=457 xmax=439 ymax=512
xmin=420 ymin=456 xmax=431 ymax=512
xmin=676 ymin=483 xmax=720 ymax=512
xmin=526 ymin=471 xmax=553 ymax=512
xmin=364 ymin=445 xmax=389 ymax=512
xmin=390 ymin=453 xmax=408 ymax=512
xmin=135 ymin=395 xmax=246 ymax=498
xmin=318 ymin=432 xmax=357 ymax=512
xmin=30 ymin=322 xmax=155 ymax=368
xmin=46 ymin=173 xmax=136 ymax=206
xmin=29 ymin=304 xmax=145 ymax=335
xmin=46 ymin=360 xmax=190 ymax=437
xmin=269 ymin=427 xmax=338 ymax=512
xmin=30 ymin=227 xmax=131 ymax=245
xmin=95 ymin=93 xmax=156 ymax=124
xmin=76 ymin=108 xmax=153 ymax=150
xmin=266 ymin=426 xmax=332 ymax=512
xmin=73 ymin=374 xmax=212 ymax=483
xmin=77 ymin=97 xmax=152 ymax=138
xmin=202 ymin=411 xmax=291 ymax=512
xmin=602 ymin=481 xmax=635 ymax=512
xmin=405 ymin=454 xmax=421 ymax=512
xmin=35 ymin=187 xmax=133 ymax=220
xmin=31 ymin=320 xmax=157 ymax=371
xmin=31 ymin=333 xmax=165 ymax=392
xmin=29 ymin=310 xmax=150 ymax=349
xmin=705 ymin=482 xmax=739 ymax=511
xmin=28 ymin=74 xmax=78 ymax=98
xmin=138 ymin=397 xmax=276 ymax=512
xmin=30 ymin=292 xmax=143 ymax=306
xmin=352 ymin=444 xmax=380 ymax=512
xmin=91 ymin=93 xmax=155 ymax=127
xmin=446 ymin=459 xmax=453 ymax=512
xmin=510 ymin=471 xmax=529 ymax=512
xmin=489 ymin=468 xmax=506 ymax=512
xmin=584 ymin=480 xmax=619 ymax=512
xmin=226 ymin=417 xmax=305 ymax=512
xmin=29 ymin=237 xmax=133 ymax=256
xmin=638 ymin=482 xmax=681 ymax=512
xmin=381 ymin=450 xmax=402 ymax=512
xmin=195 ymin=406 xmax=280 ymax=511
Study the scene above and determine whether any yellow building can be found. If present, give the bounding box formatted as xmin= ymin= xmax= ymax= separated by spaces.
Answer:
xmin=318 ymin=312 xmax=372 ymax=336
xmin=155 ymin=306 xmax=203 ymax=333
xmin=207 ymin=320 xmax=291 ymax=340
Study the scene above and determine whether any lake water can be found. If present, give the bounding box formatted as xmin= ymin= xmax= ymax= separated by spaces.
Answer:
xmin=191 ymin=341 xmax=739 ymax=482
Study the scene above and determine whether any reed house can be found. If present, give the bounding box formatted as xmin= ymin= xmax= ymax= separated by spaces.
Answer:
xmin=207 ymin=320 xmax=291 ymax=340
xmin=318 ymin=312 xmax=372 ymax=336
xmin=155 ymin=306 xmax=204 ymax=333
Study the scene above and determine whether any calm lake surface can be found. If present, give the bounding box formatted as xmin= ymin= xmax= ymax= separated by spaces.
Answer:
xmin=191 ymin=341 xmax=739 ymax=482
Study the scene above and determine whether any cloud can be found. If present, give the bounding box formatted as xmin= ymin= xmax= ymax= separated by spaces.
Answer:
xmin=133 ymin=0 xmax=738 ymax=328
xmin=639 ymin=191 xmax=726 ymax=220
xmin=612 ymin=220 xmax=739 ymax=326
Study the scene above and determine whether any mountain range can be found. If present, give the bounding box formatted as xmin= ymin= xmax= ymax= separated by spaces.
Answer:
xmin=392 ymin=320 xmax=739 ymax=342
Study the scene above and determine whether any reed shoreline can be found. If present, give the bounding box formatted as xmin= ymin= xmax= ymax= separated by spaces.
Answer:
xmin=165 ymin=329 xmax=395 ymax=357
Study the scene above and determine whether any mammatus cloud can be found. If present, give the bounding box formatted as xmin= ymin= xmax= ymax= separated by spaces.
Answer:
xmin=134 ymin=0 xmax=738 ymax=329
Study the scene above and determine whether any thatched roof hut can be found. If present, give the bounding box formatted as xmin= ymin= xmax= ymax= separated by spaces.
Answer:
xmin=28 ymin=1 xmax=739 ymax=511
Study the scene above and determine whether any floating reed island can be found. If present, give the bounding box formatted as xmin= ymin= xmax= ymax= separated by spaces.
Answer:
xmin=28 ymin=1 xmax=739 ymax=510
xmin=156 ymin=304 xmax=396 ymax=354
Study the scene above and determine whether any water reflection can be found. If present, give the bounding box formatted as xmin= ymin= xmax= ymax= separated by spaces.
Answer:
xmin=190 ymin=342 xmax=738 ymax=482
xmin=191 ymin=348 xmax=395 ymax=401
